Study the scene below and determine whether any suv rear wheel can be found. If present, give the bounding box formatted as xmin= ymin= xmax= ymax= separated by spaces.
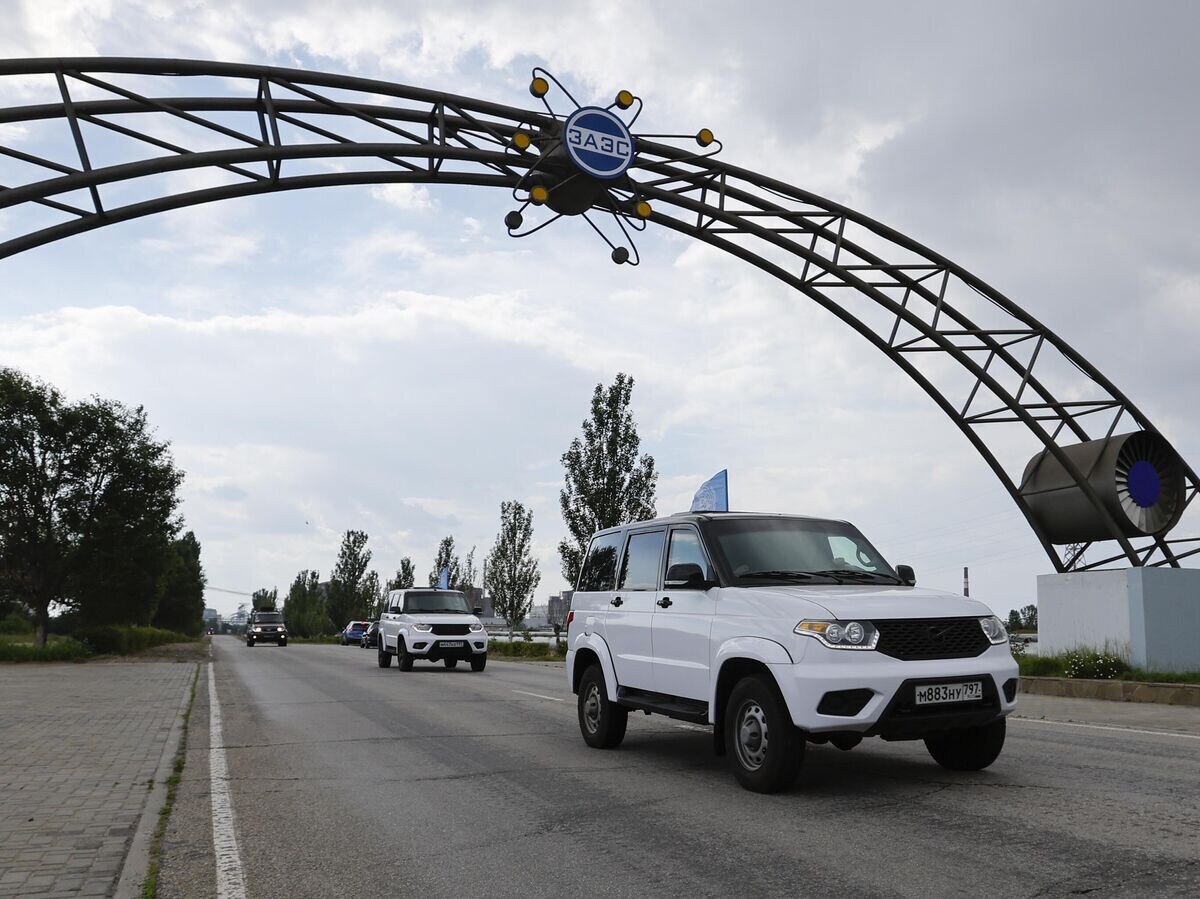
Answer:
xmin=577 ymin=665 xmax=627 ymax=749
xmin=924 ymin=718 xmax=1006 ymax=771
xmin=396 ymin=638 xmax=414 ymax=672
xmin=724 ymin=674 xmax=804 ymax=793
xmin=377 ymin=640 xmax=392 ymax=668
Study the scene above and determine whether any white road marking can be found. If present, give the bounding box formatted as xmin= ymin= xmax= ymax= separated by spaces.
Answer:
xmin=511 ymin=690 xmax=564 ymax=702
xmin=1011 ymin=716 xmax=1200 ymax=741
xmin=208 ymin=663 xmax=247 ymax=899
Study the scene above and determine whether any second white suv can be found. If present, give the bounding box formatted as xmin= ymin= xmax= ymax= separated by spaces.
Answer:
xmin=377 ymin=588 xmax=488 ymax=672
xmin=565 ymin=512 xmax=1019 ymax=793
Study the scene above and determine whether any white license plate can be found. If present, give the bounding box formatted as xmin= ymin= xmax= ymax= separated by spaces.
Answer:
xmin=439 ymin=641 xmax=464 ymax=648
xmin=914 ymin=681 xmax=983 ymax=705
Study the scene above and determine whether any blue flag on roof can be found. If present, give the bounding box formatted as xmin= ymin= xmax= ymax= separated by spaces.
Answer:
xmin=436 ymin=567 xmax=450 ymax=589
xmin=690 ymin=469 xmax=729 ymax=512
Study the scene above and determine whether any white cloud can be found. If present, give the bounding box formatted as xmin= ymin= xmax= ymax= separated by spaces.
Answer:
xmin=370 ymin=183 xmax=436 ymax=211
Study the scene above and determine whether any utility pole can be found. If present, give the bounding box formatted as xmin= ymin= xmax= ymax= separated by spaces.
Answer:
xmin=963 ymin=566 xmax=970 ymax=597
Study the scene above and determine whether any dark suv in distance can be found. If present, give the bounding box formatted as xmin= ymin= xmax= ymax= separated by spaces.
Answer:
xmin=247 ymin=611 xmax=288 ymax=647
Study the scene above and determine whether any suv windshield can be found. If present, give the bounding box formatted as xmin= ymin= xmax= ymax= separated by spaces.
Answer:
xmin=255 ymin=613 xmax=283 ymax=623
xmin=403 ymin=590 xmax=471 ymax=614
xmin=702 ymin=517 xmax=901 ymax=586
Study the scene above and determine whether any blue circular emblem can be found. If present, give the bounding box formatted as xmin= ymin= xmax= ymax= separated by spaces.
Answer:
xmin=563 ymin=106 xmax=635 ymax=180
xmin=1127 ymin=459 xmax=1162 ymax=508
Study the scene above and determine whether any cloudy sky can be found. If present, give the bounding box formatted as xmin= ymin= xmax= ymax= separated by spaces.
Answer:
xmin=2 ymin=1 xmax=1197 ymax=618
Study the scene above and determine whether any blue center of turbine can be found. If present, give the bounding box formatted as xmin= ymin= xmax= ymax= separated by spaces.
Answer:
xmin=1127 ymin=459 xmax=1161 ymax=508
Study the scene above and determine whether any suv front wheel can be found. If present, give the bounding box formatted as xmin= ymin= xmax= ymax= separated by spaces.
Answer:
xmin=396 ymin=638 xmax=414 ymax=672
xmin=724 ymin=674 xmax=804 ymax=793
xmin=577 ymin=665 xmax=627 ymax=749
xmin=924 ymin=718 xmax=1006 ymax=771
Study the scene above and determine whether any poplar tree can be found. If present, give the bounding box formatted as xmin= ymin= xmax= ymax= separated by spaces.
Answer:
xmin=558 ymin=373 xmax=657 ymax=584
xmin=486 ymin=501 xmax=541 ymax=639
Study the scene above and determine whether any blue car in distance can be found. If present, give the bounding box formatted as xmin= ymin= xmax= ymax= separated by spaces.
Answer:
xmin=341 ymin=620 xmax=371 ymax=646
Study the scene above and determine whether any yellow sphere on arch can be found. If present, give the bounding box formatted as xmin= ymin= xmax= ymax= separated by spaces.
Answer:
xmin=615 ymin=90 xmax=635 ymax=109
xmin=635 ymin=201 xmax=652 ymax=219
xmin=530 ymin=77 xmax=550 ymax=98
xmin=530 ymin=185 xmax=550 ymax=204
xmin=513 ymin=132 xmax=531 ymax=150
xmin=697 ymin=128 xmax=715 ymax=147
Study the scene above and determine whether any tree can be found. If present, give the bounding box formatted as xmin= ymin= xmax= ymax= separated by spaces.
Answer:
xmin=326 ymin=530 xmax=372 ymax=628
xmin=283 ymin=569 xmax=325 ymax=637
xmin=361 ymin=569 xmax=383 ymax=619
xmin=486 ymin=501 xmax=541 ymax=639
xmin=0 ymin=369 xmax=184 ymax=645
xmin=387 ymin=558 xmax=416 ymax=591
xmin=456 ymin=546 xmax=477 ymax=594
xmin=154 ymin=532 xmax=206 ymax=636
xmin=1006 ymin=609 xmax=1023 ymax=633
xmin=252 ymin=588 xmax=278 ymax=611
xmin=558 ymin=373 xmax=657 ymax=585
xmin=1020 ymin=604 xmax=1038 ymax=631
xmin=428 ymin=536 xmax=462 ymax=587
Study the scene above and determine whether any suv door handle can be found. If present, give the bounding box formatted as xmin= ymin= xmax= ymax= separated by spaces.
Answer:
xmin=657 ymin=597 xmax=673 ymax=608
xmin=610 ymin=597 xmax=623 ymax=607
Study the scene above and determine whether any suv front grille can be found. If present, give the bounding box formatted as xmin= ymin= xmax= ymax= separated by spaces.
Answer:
xmin=874 ymin=618 xmax=989 ymax=661
xmin=432 ymin=624 xmax=470 ymax=636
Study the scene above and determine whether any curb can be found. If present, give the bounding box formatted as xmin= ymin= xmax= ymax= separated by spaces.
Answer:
xmin=113 ymin=659 xmax=200 ymax=899
xmin=1020 ymin=675 xmax=1200 ymax=707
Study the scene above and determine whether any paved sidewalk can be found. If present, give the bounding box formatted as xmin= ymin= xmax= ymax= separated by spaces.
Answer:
xmin=0 ymin=660 xmax=198 ymax=898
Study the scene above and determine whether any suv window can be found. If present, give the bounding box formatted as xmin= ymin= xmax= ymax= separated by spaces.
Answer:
xmin=403 ymin=591 xmax=471 ymax=613
xmin=666 ymin=528 xmax=712 ymax=579
xmin=578 ymin=533 xmax=622 ymax=592
xmin=618 ymin=530 xmax=666 ymax=591
xmin=255 ymin=612 xmax=283 ymax=624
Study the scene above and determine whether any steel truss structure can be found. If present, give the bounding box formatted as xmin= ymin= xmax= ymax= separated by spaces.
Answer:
xmin=0 ymin=58 xmax=1195 ymax=571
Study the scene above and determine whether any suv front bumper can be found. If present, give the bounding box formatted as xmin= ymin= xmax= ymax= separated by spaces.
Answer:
xmin=773 ymin=643 xmax=1018 ymax=739
xmin=406 ymin=636 xmax=488 ymax=661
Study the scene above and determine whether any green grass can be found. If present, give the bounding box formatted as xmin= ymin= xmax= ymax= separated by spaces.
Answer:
xmin=487 ymin=639 xmax=566 ymax=661
xmin=142 ymin=664 xmax=200 ymax=899
xmin=1018 ymin=653 xmax=1200 ymax=684
xmin=0 ymin=636 xmax=91 ymax=662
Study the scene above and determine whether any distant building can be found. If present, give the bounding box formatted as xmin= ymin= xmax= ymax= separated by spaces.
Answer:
xmin=548 ymin=594 xmax=568 ymax=628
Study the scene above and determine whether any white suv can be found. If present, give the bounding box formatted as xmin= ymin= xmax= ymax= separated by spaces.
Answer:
xmin=377 ymin=588 xmax=489 ymax=672
xmin=565 ymin=512 xmax=1018 ymax=793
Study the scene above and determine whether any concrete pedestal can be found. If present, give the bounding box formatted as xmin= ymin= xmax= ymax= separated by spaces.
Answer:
xmin=1037 ymin=568 xmax=1200 ymax=673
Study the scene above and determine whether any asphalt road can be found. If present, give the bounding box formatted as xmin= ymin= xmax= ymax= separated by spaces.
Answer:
xmin=156 ymin=639 xmax=1200 ymax=898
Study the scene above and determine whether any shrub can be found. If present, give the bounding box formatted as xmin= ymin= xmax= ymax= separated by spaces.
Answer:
xmin=74 ymin=625 xmax=193 ymax=655
xmin=0 ymin=637 xmax=91 ymax=662
xmin=0 ymin=613 xmax=34 ymax=635
xmin=522 ymin=628 xmax=533 ymax=643
xmin=1064 ymin=650 xmax=1130 ymax=680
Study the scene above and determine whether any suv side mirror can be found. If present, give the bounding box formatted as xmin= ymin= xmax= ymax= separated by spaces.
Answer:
xmin=665 ymin=563 xmax=713 ymax=590
xmin=473 ymin=606 xmax=483 ymax=616
xmin=896 ymin=564 xmax=916 ymax=586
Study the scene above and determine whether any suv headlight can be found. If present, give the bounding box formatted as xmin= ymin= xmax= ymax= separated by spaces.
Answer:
xmin=795 ymin=620 xmax=878 ymax=650
xmin=469 ymin=623 xmax=484 ymax=632
xmin=252 ymin=626 xmax=262 ymax=633
xmin=979 ymin=616 xmax=1008 ymax=645
xmin=411 ymin=623 xmax=432 ymax=632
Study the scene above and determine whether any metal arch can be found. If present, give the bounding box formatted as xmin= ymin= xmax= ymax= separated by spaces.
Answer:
xmin=0 ymin=57 xmax=1196 ymax=571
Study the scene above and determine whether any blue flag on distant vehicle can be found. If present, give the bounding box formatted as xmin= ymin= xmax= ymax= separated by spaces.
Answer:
xmin=690 ymin=469 xmax=729 ymax=512
xmin=436 ymin=567 xmax=450 ymax=589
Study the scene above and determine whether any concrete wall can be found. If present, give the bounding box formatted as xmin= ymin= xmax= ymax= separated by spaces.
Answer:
xmin=1135 ymin=567 xmax=1200 ymax=673
xmin=1037 ymin=571 xmax=1134 ymax=658
xmin=1038 ymin=568 xmax=1200 ymax=672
